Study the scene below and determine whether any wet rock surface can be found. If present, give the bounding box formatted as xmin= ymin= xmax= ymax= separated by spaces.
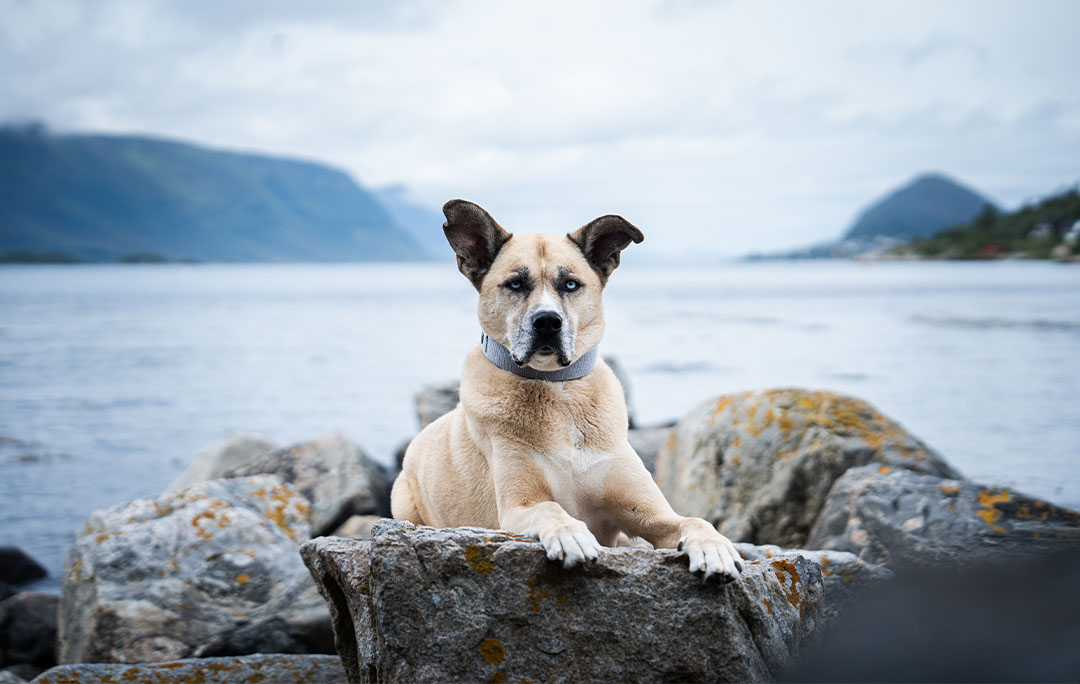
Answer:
xmin=170 ymin=433 xmax=391 ymax=536
xmin=807 ymin=464 xmax=1080 ymax=571
xmin=30 ymin=654 xmax=346 ymax=683
xmin=59 ymin=475 xmax=331 ymax=664
xmin=302 ymin=520 xmax=823 ymax=684
xmin=653 ymin=389 xmax=960 ymax=547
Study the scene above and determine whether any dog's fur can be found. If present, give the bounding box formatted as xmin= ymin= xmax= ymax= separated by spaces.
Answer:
xmin=390 ymin=200 xmax=742 ymax=579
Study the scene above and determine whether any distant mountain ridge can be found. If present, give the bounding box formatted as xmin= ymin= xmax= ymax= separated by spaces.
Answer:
xmin=746 ymin=172 xmax=998 ymax=260
xmin=0 ymin=125 xmax=432 ymax=262
xmin=843 ymin=173 xmax=996 ymax=242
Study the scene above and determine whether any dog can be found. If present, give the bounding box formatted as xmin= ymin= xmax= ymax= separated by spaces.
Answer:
xmin=390 ymin=200 xmax=742 ymax=581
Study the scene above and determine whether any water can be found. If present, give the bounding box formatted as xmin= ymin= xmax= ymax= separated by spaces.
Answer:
xmin=2 ymin=260 xmax=1079 ymax=588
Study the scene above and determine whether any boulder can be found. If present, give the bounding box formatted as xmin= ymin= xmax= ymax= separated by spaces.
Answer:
xmin=301 ymin=520 xmax=823 ymax=684
xmin=330 ymin=515 xmax=381 ymax=539
xmin=414 ymin=381 xmax=460 ymax=430
xmin=0 ymin=670 xmax=26 ymax=684
xmin=30 ymin=654 xmax=346 ymax=683
xmin=59 ymin=475 xmax=331 ymax=664
xmin=167 ymin=433 xmax=279 ymax=492
xmin=0 ymin=549 xmax=47 ymax=586
xmin=653 ymin=389 xmax=960 ymax=547
xmin=627 ymin=426 xmax=671 ymax=474
xmin=0 ymin=586 xmax=13 ymax=603
xmin=0 ymin=593 xmax=57 ymax=671
xmin=806 ymin=465 xmax=1080 ymax=571
xmin=733 ymin=544 xmax=890 ymax=622
xmin=170 ymin=433 xmax=390 ymax=536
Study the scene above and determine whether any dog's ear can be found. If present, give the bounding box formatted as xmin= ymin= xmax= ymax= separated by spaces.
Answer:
xmin=443 ymin=200 xmax=513 ymax=289
xmin=567 ymin=215 xmax=644 ymax=281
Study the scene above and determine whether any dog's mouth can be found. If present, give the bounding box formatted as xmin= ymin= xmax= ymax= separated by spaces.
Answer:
xmin=513 ymin=342 xmax=573 ymax=369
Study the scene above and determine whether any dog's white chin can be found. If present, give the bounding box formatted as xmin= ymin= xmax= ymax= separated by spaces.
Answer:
xmin=525 ymin=352 xmax=570 ymax=371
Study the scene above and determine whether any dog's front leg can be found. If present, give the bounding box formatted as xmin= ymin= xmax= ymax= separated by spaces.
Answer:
xmin=491 ymin=451 xmax=601 ymax=569
xmin=604 ymin=450 xmax=742 ymax=581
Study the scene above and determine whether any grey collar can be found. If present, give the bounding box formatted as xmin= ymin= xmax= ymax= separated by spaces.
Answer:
xmin=480 ymin=332 xmax=598 ymax=381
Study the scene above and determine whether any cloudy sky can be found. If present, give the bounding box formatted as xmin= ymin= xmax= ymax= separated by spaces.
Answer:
xmin=2 ymin=0 xmax=1078 ymax=256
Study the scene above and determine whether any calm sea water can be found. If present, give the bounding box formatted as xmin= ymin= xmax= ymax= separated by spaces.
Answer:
xmin=2 ymin=260 xmax=1079 ymax=588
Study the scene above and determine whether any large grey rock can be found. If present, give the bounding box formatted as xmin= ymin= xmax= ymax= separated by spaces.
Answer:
xmin=807 ymin=465 xmax=1080 ymax=571
xmin=59 ymin=475 xmax=331 ymax=664
xmin=30 ymin=654 xmax=346 ymax=683
xmin=170 ymin=433 xmax=390 ymax=536
xmin=653 ymin=389 xmax=960 ymax=547
xmin=168 ymin=433 xmax=279 ymax=492
xmin=301 ymin=520 xmax=823 ymax=684
xmin=0 ymin=593 xmax=57 ymax=671
xmin=733 ymin=544 xmax=889 ymax=622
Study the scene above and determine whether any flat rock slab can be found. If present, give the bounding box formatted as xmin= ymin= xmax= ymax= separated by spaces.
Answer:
xmin=31 ymin=654 xmax=346 ymax=683
xmin=301 ymin=521 xmax=823 ymax=684
xmin=807 ymin=465 xmax=1080 ymax=571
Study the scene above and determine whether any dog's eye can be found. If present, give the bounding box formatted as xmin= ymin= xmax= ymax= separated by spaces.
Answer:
xmin=564 ymin=280 xmax=580 ymax=292
xmin=506 ymin=279 xmax=524 ymax=291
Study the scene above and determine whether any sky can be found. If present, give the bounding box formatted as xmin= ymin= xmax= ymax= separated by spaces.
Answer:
xmin=2 ymin=0 xmax=1079 ymax=257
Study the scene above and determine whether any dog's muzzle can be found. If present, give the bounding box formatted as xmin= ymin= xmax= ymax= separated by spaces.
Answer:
xmin=519 ymin=311 xmax=572 ymax=367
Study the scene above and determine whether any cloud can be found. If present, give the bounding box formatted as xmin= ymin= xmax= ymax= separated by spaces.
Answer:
xmin=1 ymin=0 xmax=1078 ymax=255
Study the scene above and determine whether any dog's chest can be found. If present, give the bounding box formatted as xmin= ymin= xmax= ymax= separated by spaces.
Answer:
xmin=532 ymin=427 xmax=613 ymax=517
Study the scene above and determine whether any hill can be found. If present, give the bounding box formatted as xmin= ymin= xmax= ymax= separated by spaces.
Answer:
xmin=843 ymin=172 xmax=997 ymax=242
xmin=904 ymin=186 xmax=1080 ymax=260
xmin=0 ymin=124 xmax=429 ymax=262
xmin=375 ymin=185 xmax=453 ymax=260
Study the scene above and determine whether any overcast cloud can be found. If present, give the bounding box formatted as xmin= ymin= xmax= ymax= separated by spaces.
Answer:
xmin=2 ymin=0 xmax=1078 ymax=256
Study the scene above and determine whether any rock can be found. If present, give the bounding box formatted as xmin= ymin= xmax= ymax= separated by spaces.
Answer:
xmin=806 ymin=465 xmax=1080 ymax=571
xmin=0 ymin=586 xmax=13 ymax=603
xmin=733 ymin=544 xmax=890 ymax=622
xmin=0 ymin=669 xmax=27 ymax=684
xmin=0 ymin=593 xmax=57 ymax=671
xmin=0 ymin=549 xmax=47 ymax=586
xmin=302 ymin=520 xmax=823 ymax=684
xmin=59 ymin=475 xmax=331 ymax=664
xmin=170 ymin=433 xmax=390 ymax=536
xmin=167 ymin=433 xmax=279 ymax=492
xmin=627 ymin=426 xmax=671 ymax=473
xmin=601 ymin=355 xmax=636 ymax=428
xmin=331 ymin=515 xmax=382 ymax=539
xmin=414 ymin=381 xmax=459 ymax=429
xmin=653 ymin=389 xmax=960 ymax=548
xmin=30 ymin=654 xmax=346 ymax=683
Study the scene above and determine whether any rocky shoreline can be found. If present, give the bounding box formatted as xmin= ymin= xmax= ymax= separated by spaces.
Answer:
xmin=3 ymin=370 xmax=1079 ymax=682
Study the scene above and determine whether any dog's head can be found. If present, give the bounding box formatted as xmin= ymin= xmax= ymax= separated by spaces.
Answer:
xmin=443 ymin=199 xmax=643 ymax=371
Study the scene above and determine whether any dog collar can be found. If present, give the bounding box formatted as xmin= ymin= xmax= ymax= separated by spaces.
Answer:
xmin=480 ymin=332 xmax=598 ymax=381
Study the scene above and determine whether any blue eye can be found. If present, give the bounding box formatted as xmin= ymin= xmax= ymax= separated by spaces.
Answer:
xmin=507 ymin=280 xmax=523 ymax=290
xmin=564 ymin=280 xmax=580 ymax=291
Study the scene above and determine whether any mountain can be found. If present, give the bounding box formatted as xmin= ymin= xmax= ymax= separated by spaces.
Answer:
xmin=375 ymin=185 xmax=453 ymax=260
xmin=744 ymin=172 xmax=998 ymax=260
xmin=843 ymin=172 xmax=997 ymax=242
xmin=0 ymin=124 xmax=429 ymax=262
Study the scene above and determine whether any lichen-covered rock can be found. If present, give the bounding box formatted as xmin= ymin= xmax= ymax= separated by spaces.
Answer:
xmin=733 ymin=544 xmax=889 ymax=622
xmin=0 ymin=592 xmax=57 ymax=672
xmin=169 ymin=433 xmax=390 ymax=536
xmin=30 ymin=654 xmax=346 ymax=683
xmin=653 ymin=389 xmax=960 ymax=547
xmin=331 ymin=515 xmax=381 ymax=539
xmin=806 ymin=465 xmax=1080 ymax=571
xmin=59 ymin=475 xmax=331 ymax=664
xmin=301 ymin=521 xmax=823 ymax=684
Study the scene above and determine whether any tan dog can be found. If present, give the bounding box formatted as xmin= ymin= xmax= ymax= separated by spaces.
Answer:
xmin=390 ymin=200 xmax=742 ymax=580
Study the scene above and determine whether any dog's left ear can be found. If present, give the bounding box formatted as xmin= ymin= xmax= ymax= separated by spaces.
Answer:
xmin=567 ymin=215 xmax=644 ymax=281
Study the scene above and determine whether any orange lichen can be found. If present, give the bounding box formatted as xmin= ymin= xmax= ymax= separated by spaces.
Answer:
xmin=236 ymin=574 xmax=250 ymax=584
xmin=938 ymin=483 xmax=961 ymax=497
xmin=466 ymin=545 xmax=496 ymax=573
xmin=877 ymin=466 xmax=891 ymax=474
xmin=770 ymin=559 xmax=802 ymax=609
xmin=480 ymin=638 xmax=506 ymax=665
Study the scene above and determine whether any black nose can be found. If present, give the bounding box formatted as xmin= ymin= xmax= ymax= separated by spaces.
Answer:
xmin=532 ymin=312 xmax=562 ymax=334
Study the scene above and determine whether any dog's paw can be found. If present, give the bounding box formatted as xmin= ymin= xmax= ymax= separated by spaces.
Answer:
xmin=678 ymin=530 xmax=743 ymax=583
xmin=540 ymin=521 xmax=601 ymax=569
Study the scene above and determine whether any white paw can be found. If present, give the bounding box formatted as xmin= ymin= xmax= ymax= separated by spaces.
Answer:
xmin=540 ymin=521 xmax=601 ymax=569
xmin=679 ymin=530 xmax=743 ymax=582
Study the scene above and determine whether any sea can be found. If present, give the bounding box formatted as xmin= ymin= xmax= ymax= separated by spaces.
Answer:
xmin=2 ymin=259 xmax=1079 ymax=590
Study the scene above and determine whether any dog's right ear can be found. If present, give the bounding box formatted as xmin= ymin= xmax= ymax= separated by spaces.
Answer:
xmin=443 ymin=199 xmax=513 ymax=290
